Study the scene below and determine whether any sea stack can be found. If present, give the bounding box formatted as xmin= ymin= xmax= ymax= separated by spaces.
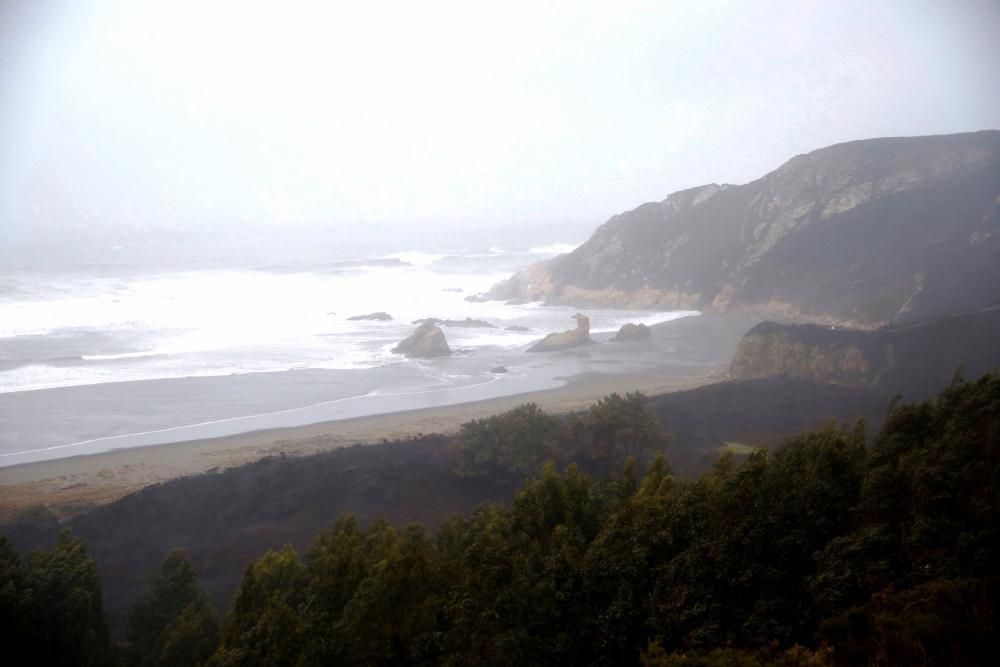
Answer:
xmin=392 ymin=322 xmax=452 ymax=358
xmin=612 ymin=322 xmax=651 ymax=342
xmin=527 ymin=313 xmax=595 ymax=352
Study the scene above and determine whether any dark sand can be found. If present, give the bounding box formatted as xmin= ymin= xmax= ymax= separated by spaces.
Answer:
xmin=0 ymin=313 xmax=758 ymax=519
xmin=0 ymin=370 xmax=722 ymax=519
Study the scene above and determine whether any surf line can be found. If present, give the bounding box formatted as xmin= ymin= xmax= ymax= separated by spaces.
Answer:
xmin=0 ymin=375 xmax=508 ymax=459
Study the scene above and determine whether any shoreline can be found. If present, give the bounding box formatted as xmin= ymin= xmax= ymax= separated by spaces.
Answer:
xmin=1 ymin=310 xmax=747 ymax=465
xmin=0 ymin=368 xmax=723 ymax=521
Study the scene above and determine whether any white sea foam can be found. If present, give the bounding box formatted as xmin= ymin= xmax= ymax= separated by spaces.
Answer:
xmin=0 ymin=235 xmax=715 ymax=465
xmin=528 ymin=242 xmax=581 ymax=256
xmin=81 ymin=351 xmax=161 ymax=361
xmin=385 ymin=251 xmax=444 ymax=266
xmin=0 ymin=245 xmax=697 ymax=394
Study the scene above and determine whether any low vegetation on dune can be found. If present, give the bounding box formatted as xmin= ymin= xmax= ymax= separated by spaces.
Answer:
xmin=3 ymin=375 xmax=999 ymax=665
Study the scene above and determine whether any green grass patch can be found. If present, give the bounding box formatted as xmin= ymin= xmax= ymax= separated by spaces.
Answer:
xmin=719 ymin=441 xmax=762 ymax=455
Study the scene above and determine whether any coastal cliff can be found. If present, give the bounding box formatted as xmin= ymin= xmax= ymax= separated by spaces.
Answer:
xmin=476 ymin=131 xmax=1000 ymax=327
xmin=729 ymin=306 xmax=1000 ymax=392
xmin=730 ymin=321 xmax=885 ymax=386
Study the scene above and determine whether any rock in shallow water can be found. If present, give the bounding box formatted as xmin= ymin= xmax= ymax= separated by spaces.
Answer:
xmin=392 ymin=323 xmax=452 ymax=358
xmin=347 ymin=311 xmax=393 ymax=321
xmin=612 ymin=322 xmax=651 ymax=342
xmin=527 ymin=313 xmax=595 ymax=352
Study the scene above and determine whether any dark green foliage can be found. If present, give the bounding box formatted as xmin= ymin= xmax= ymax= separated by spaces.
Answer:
xmin=584 ymin=391 xmax=672 ymax=464
xmin=451 ymin=392 xmax=670 ymax=478
xmin=300 ymin=514 xmax=371 ymax=663
xmin=217 ymin=375 xmax=994 ymax=665
xmin=126 ymin=549 xmax=219 ymax=666
xmin=0 ymin=536 xmax=34 ymax=660
xmin=820 ymin=578 xmax=998 ymax=667
xmin=451 ymin=402 xmax=565 ymax=476
xmin=443 ymin=462 xmax=610 ymax=664
xmin=332 ymin=522 xmax=446 ymax=665
xmin=640 ymin=642 xmax=833 ymax=666
xmin=812 ymin=374 xmax=1000 ymax=616
xmin=210 ymin=545 xmax=307 ymax=667
xmin=157 ymin=600 xmax=222 ymax=667
xmin=1 ymin=530 xmax=114 ymax=666
xmin=3 ymin=377 xmax=998 ymax=666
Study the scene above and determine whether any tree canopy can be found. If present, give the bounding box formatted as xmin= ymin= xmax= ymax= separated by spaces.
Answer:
xmin=126 ymin=549 xmax=219 ymax=667
xmin=3 ymin=376 xmax=999 ymax=665
xmin=1 ymin=530 xmax=113 ymax=666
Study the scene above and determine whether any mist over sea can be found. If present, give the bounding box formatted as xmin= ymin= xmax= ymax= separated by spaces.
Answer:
xmin=0 ymin=225 xmax=704 ymax=465
xmin=0 ymin=224 xmax=689 ymax=391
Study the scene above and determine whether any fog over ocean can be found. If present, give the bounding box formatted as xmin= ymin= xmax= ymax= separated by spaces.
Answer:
xmin=0 ymin=227 xmax=704 ymax=465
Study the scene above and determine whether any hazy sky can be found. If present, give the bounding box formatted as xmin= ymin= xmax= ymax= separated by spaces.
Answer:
xmin=2 ymin=0 xmax=999 ymax=240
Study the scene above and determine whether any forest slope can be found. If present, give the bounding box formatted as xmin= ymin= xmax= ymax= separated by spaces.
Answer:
xmin=3 ymin=375 xmax=998 ymax=666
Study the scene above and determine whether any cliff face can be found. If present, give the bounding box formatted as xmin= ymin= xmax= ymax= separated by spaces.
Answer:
xmin=730 ymin=322 xmax=887 ymax=387
xmin=479 ymin=131 xmax=1000 ymax=327
xmin=729 ymin=307 xmax=1000 ymax=393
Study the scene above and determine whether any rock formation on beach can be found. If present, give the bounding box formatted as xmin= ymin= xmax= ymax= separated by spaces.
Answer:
xmin=473 ymin=131 xmax=1000 ymax=328
xmin=490 ymin=365 xmax=508 ymax=373
xmin=527 ymin=313 xmax=595 ymax=352
xmin=348 ymin=312 xmax=393 ymax=321
xmin=392 ymin=322 xmax=452 ymax=357
xmin=505 ymin=325 xmax=531 ymax=332
xmin=612 ymin=322 xmax=651 ymax=342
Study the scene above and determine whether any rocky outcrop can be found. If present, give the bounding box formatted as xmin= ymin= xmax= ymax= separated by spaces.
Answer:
xmin=392 ymin=323 xmax=452 ymax=358
xmin=412 ymin=317 xmax=495 ymax=328
xmin=730 ymin=322 xmax=885 ymax=386
xmin=527 ymin=313 xmax=595 ymax=353
xmin=729 ymin=306 xmax=1000 ymax=392
xmin=612 ymin=323 xmax=651 ymax=342
xmin=475 ymin=131 xmax=1000 ymax=327
xmin=490 ymin=366 xmax=508 ymax=374
xmin=348 ymin=312 xmax=393 ymax=321
xmin=505 ymin=325 xmax=531 ymax=332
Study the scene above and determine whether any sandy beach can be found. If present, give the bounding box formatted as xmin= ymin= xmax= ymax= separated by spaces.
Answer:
xmin=0 ymin=311 xmax=760 ymax=520
xmin=0 ymin=367 xmax=723 ymax=521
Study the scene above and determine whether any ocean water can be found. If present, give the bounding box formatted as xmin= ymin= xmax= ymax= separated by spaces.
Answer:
xmin=0 ymin=244 xmax=695 ymax=392
xmin=0 ymin=232 xmax=701 ymax=465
